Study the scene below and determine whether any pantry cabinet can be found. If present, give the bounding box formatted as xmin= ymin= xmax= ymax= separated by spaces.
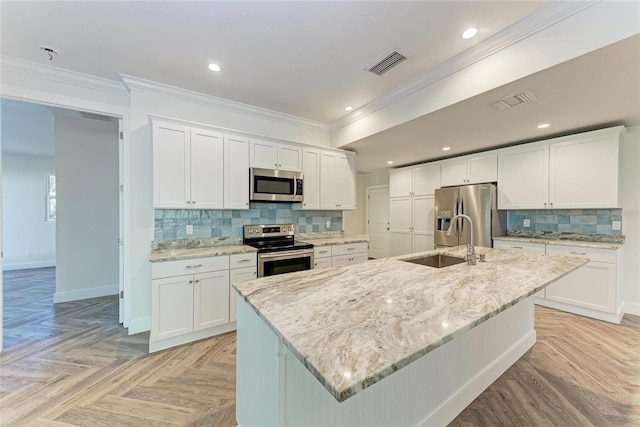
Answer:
xmin=498 ymin=126 xmax=623 ymax=209
xmin=389 ymin=164 xmax=440 ymax=197
xmin=299 ymin=148 xmax=321 ymax=210
xmin=250 ymin=139 xmax=302 ymax=172
xmin=439 ymin=152 xmax=497 ymax=187
xmin=152 ymin=122 xmax=224 ymax=209
xmin=389 ymin=195 xmax=435 ymax=256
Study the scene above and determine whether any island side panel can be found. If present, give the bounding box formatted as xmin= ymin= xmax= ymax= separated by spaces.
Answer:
xmin=236 ymin=297 xmax=283 ymax=426
xmin=280 ymin=297 xmax=536 ymax=426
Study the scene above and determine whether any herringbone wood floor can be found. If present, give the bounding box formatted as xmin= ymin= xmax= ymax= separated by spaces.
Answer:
xmin=1 ymin=268 xmax=639 ymax=426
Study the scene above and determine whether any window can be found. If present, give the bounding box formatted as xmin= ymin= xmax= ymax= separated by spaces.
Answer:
xmin=46 ymin=173 xmax=56 ymax=222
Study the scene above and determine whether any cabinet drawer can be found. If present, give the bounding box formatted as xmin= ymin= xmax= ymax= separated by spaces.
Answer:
xmin=493 ymin=240 xmax=545 ymax=254
xmin=332 ymin=253 xmax=367 ymax=267
xmin=546 ymin=245 xmax=617 ymax=264
xmin=314 ymin=246 xmax=332 ymax=259
xmin=152 ymin=256 xmax=229 ymax=279
xmin=314 ymin=257 xmax=332 ymax=269
xmin=331 ymin=242 xmax=368 ymax=257
xmin=230 ymin=253 xmax=257 ymax=269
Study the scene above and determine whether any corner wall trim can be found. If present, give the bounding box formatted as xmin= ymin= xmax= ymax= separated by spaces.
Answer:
xmin=53 ymin=284 xmax=118 ymax=304
xmin=623 ymin=301 xmax=640 ymax=317
xmin=128 ymin=317 xmax=151 ymax=335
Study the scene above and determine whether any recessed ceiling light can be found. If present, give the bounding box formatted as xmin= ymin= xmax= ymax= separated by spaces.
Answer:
xmin=442 ymin=147 xmax=451 ymax=151
xmin=208 ymin=63 xmax=221 ymax=72
xmin=461 ymin=27 xmax=478 ymax=39
xmin=344 ymin=106 xmax=354 ymax=111
xmin=387 ymin=160 xmax=394 ymax=165
xmin=537 ymin=123 xmax=550 ymax=129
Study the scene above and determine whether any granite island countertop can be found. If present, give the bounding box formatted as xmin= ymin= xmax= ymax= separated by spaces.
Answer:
xmin=233 ymin=245 xmax=588 ymax=402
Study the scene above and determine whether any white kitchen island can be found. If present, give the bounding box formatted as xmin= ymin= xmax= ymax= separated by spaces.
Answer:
xmin=234 ymin=246 xmax=587 ymax=426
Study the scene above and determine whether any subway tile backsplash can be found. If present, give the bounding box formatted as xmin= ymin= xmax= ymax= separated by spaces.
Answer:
xmin=154 ymin=203 xmax=342 ymax=241
xmin=507 ymin=209 xmax=622 ymax=234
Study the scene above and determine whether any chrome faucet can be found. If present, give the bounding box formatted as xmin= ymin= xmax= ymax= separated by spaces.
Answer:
xmin=446 ymin=214 xmax=477 ymax=265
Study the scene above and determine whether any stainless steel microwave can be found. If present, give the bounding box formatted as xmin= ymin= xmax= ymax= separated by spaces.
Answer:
xmin=249 ymin=168 xmax=304 ymax=202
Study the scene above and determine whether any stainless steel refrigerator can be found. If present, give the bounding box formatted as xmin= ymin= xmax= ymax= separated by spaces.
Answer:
xmin=434 ymin=183 xmax=506 ymax=248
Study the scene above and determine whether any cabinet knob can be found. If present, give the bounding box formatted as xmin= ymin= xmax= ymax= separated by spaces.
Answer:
xmin=188 ymin=280 xmax=193 ymax=284
xmin=195 ymin=279 xmax=200 ymax=283
xmin=550 ymin=202 xmax=554 ymax=207
xmin=544 ymin=203 xmax=547 ymax=207
xmin=246 ymin=203 xmax=249 ymax=206
xmin=186 ymin=201 xmax=191 ymax=204
xmin=192 ymin=201 xmax=196 ymax=205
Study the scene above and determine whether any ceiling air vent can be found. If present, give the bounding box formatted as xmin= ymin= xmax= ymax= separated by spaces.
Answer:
xmin=490 ymin=90 xmax=538 ymax=110
xmin=366 ymin=50 xmax=408 ymax=76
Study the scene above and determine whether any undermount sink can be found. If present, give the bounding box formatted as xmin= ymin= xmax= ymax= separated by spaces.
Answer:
xmin=401 ymin=254 xmax=466 ymax=268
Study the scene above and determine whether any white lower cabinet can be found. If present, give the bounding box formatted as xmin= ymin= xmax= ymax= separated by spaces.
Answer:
xmin=493 ymin=239 xmax=623 ymax=323
xmin=229 ymin=253 xmax=258 ymax=323
xmin=313 ymin=243 xmax=368 ymax=268
xmin=331 ymin=242 xmax=368 ymax=267
xmin=314 ymin=246 xmax=332 ymax=269
xmin=151 ymin=254 xmax=248 ymax=352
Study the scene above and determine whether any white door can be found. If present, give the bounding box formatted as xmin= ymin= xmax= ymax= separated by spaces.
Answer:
xmin=278 ymin=144 xmax=303 ymax=172
xmin=337 ymin=154 xmax=356 ymax=209
xmin=320 ymin=151 xmax=338 ymax=209
xmin=250 ymin=139 xmax=278 ymax=169
xmin=468 ymin=153 xmax=497 ymax=184
xmin=366 ymin=185 xmax=389 ymax=259
xmin=497 ymin=143 xmax=549 ymax=209
xmin=412 ymin=195 xmax=435 ymax=252
xmin=152 ymin=122 xmax=190 ymax=208
xmin=301 ymin=148 xmax=320 ymax=209
xmin=389 ymin=197 xmax=412 ymax=256
xmin=151 ymin=276 xmax=193 ymax=341
xmin=118 ymin=119 xmax=124 ymax=324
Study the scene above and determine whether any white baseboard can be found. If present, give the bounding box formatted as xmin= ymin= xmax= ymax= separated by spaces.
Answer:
xmin=623 ymin=301 xmax=640 ymax=316
xmin=3 ymin=260 xmax=56 ymax=271
xmin=128 ymin=316 xmax=151 ymax=335
xmin=53 ymin=284 xmax=118 ymax=303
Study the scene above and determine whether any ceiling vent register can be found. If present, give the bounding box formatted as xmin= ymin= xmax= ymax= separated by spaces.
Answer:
xmin=366 ymin=51 xmax=408 ymax=76
xmin=490 ymin=90 xmax=538 ymax=110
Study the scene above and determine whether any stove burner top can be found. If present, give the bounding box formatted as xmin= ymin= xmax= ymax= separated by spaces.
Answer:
xmin=243 ymin=223 xmax=314 ymax=253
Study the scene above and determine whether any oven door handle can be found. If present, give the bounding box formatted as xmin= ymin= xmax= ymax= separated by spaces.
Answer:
xmin=259 ymin=249 xmax=314 ymax=261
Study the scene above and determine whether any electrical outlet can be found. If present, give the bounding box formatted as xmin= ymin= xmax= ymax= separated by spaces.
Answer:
xmin=612 ymin=221 xmax=621 ymax=231
xmin=186 ymin=225 xmax=194 ymax=235
xmin=326 ymin=220 xmax=331 ymax=229
xmin=523 ymin=219 xmax=531 ymax=228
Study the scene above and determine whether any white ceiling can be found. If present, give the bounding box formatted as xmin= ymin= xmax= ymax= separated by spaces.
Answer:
xmin=1 ymin=1 xmax=639 ymax=173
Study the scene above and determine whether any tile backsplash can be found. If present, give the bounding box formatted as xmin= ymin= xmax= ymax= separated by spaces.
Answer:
xmin=154 ymin=203 xmax=342 ymax=241
xmin=507 ymin=209 xmax=622 ymax=234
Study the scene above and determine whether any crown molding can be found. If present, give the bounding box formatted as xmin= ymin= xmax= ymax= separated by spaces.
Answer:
xmin=0 ymin=55 xmax=129 ymax=96
xmin=120 ymin=74 xmax=330 ymax=134
xmin=330 ymin=1 xmax=596 ymax=132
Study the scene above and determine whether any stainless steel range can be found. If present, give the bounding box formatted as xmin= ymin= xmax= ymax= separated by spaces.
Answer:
xmin=243 ymin=224 xmax=314 ymax=277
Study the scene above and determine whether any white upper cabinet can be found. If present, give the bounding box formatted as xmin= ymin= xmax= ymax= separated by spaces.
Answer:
xmin=549 ymin=130 xmax=621 ymax=208
xmin=440 ymin=152 xmax=497 ymax=187
xmin=250 ymin=139 xmax=302 ymax=172
xmin=224 ymin=135 xmax=250 ymax=209
xmin=153 ymin=122 xmax=224 ymax=209
xmin=320 ymin=151 xmax=356 ymax=210
xmin=498 ymin=142 xmax=550 ymax=209
xmin=389 ymin=164 xmax=440 ymax=198
xmin=498 ymin=126 xmax=623 ymax=210
xmin=190 ymin=128 xmax=224 ymax=209
xmin=299 ymin=148 xmax=320 ymax=210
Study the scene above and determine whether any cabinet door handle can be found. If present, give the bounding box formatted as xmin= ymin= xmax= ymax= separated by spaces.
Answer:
xmin=186 ymin=201 xmax=191 ymax=204
xmin=237 ymin=259 xmax=252 ymax=263
xmin=195 ymin=279 xmax=200 ymax=283
xmin=186 ymin=264 xmax=203 ymax=269
xmin=549 ymin=202 xmax=554 ymax=207
xmin=570 ymin=251 xmax=587 ymax=255
xmin=319 ymin=250 xmax=329 ymax=254
xmin=347 ymin=247 xmax=356 ymax=251
xmin=511 ymin=246 xmax=523 ymax=249
xmin=192 ymin=201 xmax=196 ymax=205
xmin=188 ymin=280 xmax=193 ymax=284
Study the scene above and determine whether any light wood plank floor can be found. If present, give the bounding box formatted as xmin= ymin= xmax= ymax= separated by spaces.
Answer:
xmin=2 ymin=268 xmax=639 ymax=426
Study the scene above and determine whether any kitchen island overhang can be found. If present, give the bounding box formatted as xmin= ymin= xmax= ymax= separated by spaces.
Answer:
xmin=234 ymin=246 xmax=588 ymax=426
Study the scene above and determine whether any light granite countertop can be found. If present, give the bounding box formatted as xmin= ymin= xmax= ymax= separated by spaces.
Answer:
xmin=149 ymin=237 xmax=256 ymax=262
xmin=298 ymin=234 xmax=369 ymax=247
xmin=234 ymin=245 xmax=588 ymax=402
xmin=494 ymin=236 xmax=623 ymax=250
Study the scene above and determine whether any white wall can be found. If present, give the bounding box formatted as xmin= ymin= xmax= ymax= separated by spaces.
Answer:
xmin=53 ymin=116 xmax=119 ymax=303
xmin=332 ymin=1 xmax=640 ymax=148
xmin=343 ymin=171 xmax=389 ymax=235
xmin=621 ymin=126 xmax=640 ymax=314
xmin=1 ymin=153 xmax=56 ymax=270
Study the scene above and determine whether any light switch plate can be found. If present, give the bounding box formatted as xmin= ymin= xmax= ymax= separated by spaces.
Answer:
xmin=326 ymin=220 xmax=331 ymax=228
xmin=523 ymin=219 xmax=531 ymax=228
xmin=186 ymin=225 xmax=194 ymax=235
xmin=612 ymin=221 xmax=621 ymax=231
